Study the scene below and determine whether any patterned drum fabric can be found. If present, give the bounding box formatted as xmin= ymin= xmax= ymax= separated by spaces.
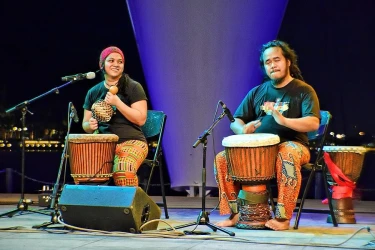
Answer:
xmin=235 ymin=189 xmax=272 ymax=229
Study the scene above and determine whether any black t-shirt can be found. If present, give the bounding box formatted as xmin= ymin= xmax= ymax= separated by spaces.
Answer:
xmin=83 ymin=74 xmax=148 ymax=143
xmin=234 ymin=79 xmax=320 ymax=146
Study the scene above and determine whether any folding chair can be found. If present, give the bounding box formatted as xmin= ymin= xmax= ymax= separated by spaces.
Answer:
xmin=140 ymin=110 xmax=169 ymax=219
xmin=293 ymin=110 xmax=337 ymax=229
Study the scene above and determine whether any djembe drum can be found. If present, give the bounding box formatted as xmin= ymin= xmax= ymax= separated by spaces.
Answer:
xmin=68 ymin=134 xmax=119 ymax=184
xmin=323 ymin=146 xmax=367 ymax=224
xmin=222 ymin=133 xmax=280 ymax=229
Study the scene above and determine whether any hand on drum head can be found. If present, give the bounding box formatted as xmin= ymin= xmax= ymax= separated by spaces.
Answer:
xmin=243 ymin=120 xmax=262 ymax=134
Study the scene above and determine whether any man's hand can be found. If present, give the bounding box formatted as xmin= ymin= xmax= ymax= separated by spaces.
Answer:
xmin=263 ymin=101 xmax=286 ymax=126
xmin=271 ymin=109 xmax=287 ymax=126
xmin=243 ymin=120 xmax=261 ymax=134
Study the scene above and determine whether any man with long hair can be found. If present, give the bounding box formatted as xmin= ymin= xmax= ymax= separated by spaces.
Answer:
xmin=214 ymin=40 xmax=320 ymax=231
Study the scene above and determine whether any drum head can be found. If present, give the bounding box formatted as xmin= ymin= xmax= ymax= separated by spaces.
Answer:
xmin=68 ymin=134 xmax=119 ymax=143
xmin=222 ymin=133 xmax=280 ymax=147
xmin=323 ymin=146 xmax=367 ymax=154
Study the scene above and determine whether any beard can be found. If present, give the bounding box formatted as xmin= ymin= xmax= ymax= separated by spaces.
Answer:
xmin=269 ymin=68 xmax=290 ymax=86
xmin=270 ymin=75 xmax=287 ymax=86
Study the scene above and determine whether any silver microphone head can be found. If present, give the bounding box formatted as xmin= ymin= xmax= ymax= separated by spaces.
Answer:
xmin=86 ymin=72 xmax=96 ymax=79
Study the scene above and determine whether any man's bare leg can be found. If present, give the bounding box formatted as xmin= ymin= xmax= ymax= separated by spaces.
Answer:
xmin=215 ymin=213 xmax=239 ymax=227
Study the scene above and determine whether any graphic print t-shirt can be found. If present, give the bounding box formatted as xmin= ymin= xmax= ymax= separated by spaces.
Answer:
xmin=234 ymin=79 xmax=320 ymax=146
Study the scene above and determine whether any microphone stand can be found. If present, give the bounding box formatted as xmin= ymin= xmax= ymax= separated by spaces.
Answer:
xmin=0 ymin=104 xmax=49 ymax=217
xmin=170 ymin=111 xmax=235 ymax=236
xmin=0 ymin=80 xmax=77 ymax=218
xmin=33 ymin=104 xmax=75 ymax=228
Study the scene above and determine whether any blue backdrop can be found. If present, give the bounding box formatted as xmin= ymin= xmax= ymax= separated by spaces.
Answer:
xmin=126 ymin=0 xmax=288 ymax=190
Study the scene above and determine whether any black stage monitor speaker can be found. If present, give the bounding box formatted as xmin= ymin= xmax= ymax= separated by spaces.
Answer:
xmin=58 ymin=185 xmax=161 ymax=233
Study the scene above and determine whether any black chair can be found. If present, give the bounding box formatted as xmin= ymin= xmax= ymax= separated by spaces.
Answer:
xmin=139 ymin=110 xmax=169 ymax=219
xmin=293 ymin=110 xmax=337 ymax=229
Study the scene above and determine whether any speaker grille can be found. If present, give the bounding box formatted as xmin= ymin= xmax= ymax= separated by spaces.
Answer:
xmin=58 ymin=185 xmax=161 ymax=233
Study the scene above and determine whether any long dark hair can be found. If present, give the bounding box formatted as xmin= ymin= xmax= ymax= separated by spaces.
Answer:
xmin=259 ymin=40 xmax=304 ymax=81
xmin=117 ymin=73 xmax=129 ymax=97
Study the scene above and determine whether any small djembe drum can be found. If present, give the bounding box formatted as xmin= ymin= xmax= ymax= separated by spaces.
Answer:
xmin=68 ymin=134 xmax=119 ymax=184
xmin=91 ymin=100 xmax=115 ymax=126
xmin=222 ymin=133 xmax=280 ymax=229
xmin=323 ymin=146 xmax=367 ymax=224
xmin=91 ymin=85 xmax=118 ymax=133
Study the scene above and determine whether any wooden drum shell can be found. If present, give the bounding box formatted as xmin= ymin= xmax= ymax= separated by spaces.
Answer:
xmin=68 ymin=134 xmax=119 ymax=184
xmin=324 ymin=146 xmax=366 ymax=182
xmin=323 ymin=146 xmax=367 ymax=224
xmin=225 ymin=144 xmax=278 ymax=182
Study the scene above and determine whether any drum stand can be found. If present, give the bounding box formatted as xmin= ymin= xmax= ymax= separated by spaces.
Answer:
xmin=169 ymin=111 xmax=235 ymax=236
xmin=0 ymin=106 xmax=50 ymax=218
xmin=33 ymin=103 xmax=76 ymax=229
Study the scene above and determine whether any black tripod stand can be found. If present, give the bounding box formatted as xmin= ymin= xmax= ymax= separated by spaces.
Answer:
xmin=171 ymin=110 xmax=235 ymax=236
xmin=33 ymin=102 xmax=76 ymax=228
xmin=1 ymin=80 xmax=80 ymax=218
xmin=0 ymin=105 xmax=50 ymax=217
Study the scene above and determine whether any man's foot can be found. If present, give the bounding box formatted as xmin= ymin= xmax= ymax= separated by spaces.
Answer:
xmin=265 ymin=218 xmax=290 ymax=231
xmin=215 ymin=213 xmax=239 ymax=227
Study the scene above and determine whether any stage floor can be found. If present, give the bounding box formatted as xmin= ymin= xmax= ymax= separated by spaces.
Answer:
xmin=0 ymin=194 xmax=375 ymax=250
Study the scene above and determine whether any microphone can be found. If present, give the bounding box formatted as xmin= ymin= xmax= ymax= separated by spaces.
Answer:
xmin=219 ymin=100 xmax=235 ymax=122
xmin=61 ymin=72 xmax=96 ymax=81
xmin=70 ymin=102 xmax=79 ymax=123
